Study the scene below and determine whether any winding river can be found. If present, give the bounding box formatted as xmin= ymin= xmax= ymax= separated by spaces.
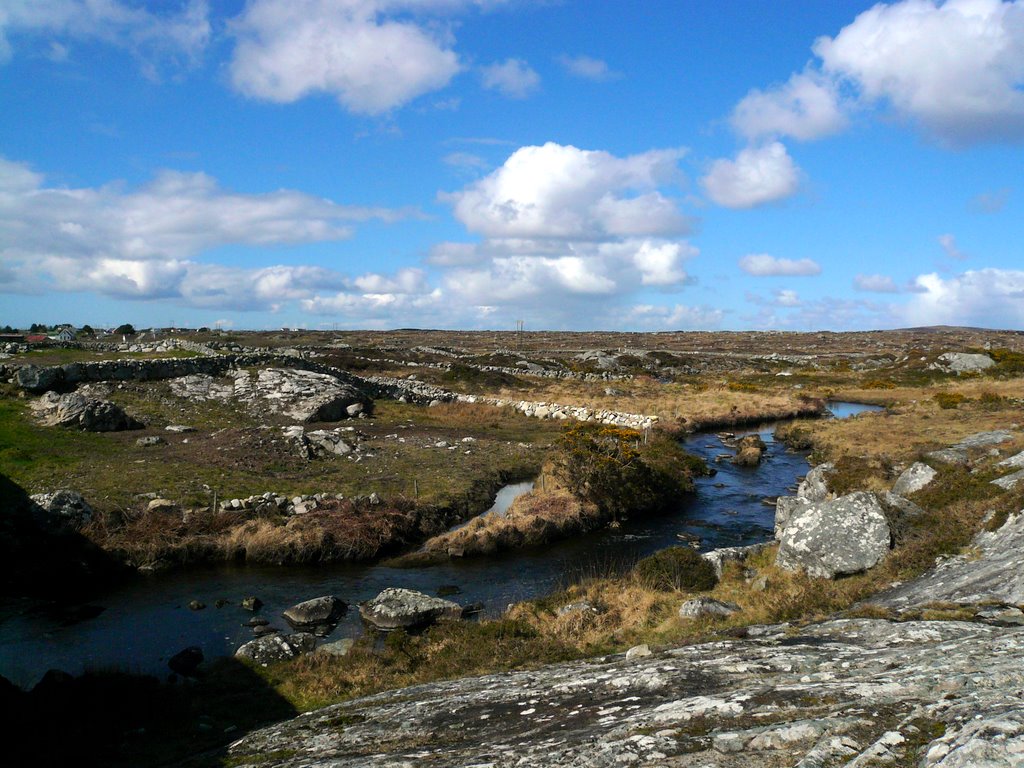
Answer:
xmin=0 ymin=402 xmax=881 ymax=688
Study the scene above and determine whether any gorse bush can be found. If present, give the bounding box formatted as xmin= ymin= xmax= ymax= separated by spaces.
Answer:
xmin=933 ymin=391 xmax=966 ymax=410
xmin=632 ymin=546 xmax=717 ymax=591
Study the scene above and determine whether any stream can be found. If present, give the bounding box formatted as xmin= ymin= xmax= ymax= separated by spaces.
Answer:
xmin=0 ymin=402 xmax=881 ymax=688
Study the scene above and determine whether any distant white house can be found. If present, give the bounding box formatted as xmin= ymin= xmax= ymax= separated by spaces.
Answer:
xmin=52 ymin=327 xmax=76 ymax=342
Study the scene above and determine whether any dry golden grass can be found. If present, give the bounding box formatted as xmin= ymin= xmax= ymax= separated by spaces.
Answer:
xmin=501 ymin=377 xmax=824 ymax=430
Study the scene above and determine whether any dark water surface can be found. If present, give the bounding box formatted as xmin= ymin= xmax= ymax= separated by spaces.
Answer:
xmin=0 ymin=402 xmax=882 ymax=687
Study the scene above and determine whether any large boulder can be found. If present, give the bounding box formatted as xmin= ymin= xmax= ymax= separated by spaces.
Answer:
xmin=235 ymin=633 xmax=318 ymax=666
xmin=359 ymin=588 xmax=463 ymax=630
xmin=283 ymin=596 xmax=347 ymax=629
xmin=891 ymin=462 xmax=937 ymax=496
xmin=776 ymin=492 xmax=891 ymax=579
xmin=929 ymin=352 xmax=996 ymax=374
xmin=774 ymin=496 xmax=811 ymax=539
xmin=31 ymin=392 xmax=142 ymax=432
xmin=28 ymin=490 xmax=94 ymax=531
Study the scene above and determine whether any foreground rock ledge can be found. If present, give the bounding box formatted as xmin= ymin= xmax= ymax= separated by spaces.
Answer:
xmin=227 ymin=618 xmax=1024 ymax=767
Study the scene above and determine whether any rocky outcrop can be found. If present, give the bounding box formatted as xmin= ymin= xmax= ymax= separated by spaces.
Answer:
xmin=171 ymin=368 xmax=372 ymax=423
xmin=926 ymin=430 xmax=1014 ymax=465
xmin=678 ymin=596 xmax=741 ymax=619
xmin=867 ymin=512 xmax=1024 ymax=611
xmin=929 ymin=351 xmax=996 ymax=374
xmin=30 ymin=391 xmax=142 ymax=431
xmin=797 ymin=461 xmax=834 ymax=502
xmin=359 ymin=588 xmax=463 ymax=630
xmin=225 ymin=617 xmax=1024 ymax=767
xmin=776 ymin=491 xmax=891 ymax=579
xmin=701 ymin=542 xmax=770 ymax=579
xmin=892 ymin=461 xmax=937 ymax=496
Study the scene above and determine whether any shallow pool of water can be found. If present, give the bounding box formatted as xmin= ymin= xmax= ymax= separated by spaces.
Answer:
xmin=0 ymin=402 xmax=881 ymax=687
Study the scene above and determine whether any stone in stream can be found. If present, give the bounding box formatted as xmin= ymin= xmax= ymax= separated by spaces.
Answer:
xmin=776 ymin=492 xmax=891 ymax=579
xmin=167 ymin=646 xmax=203 ymax=677
xmin=235 ymin=633 xmax=317 ymax=666
xmin=731 ymin=434 xmax=766 ymax=466
xmin=359 ymin=588 xmax=463 ymax=630
xmin=282 ymin=596 xmax=347 ymax=629
xmin=240 ymin=596 xmax=263 ymax=612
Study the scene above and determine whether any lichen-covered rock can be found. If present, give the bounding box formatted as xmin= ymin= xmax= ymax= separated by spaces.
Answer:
xmin=282 ymin=596 xmax=347 ymax=629
xmin=892 ymin=461 xmax=937 ymax=496
xmin=702 ymin=543 xmax=770 ymax=579
xmin=776 ymin=491 xmax=891 ymax=579
xmin=929 ymin=351 xmax=996 ymax=374
xmin=224 ymin=617 xmax=1024 ymax=768
xmin=926 ymin=430 xmax=1015 ymax=465
xmin=993 ymin=470 xmax=1024 ymax=491
xmin=28 ymin=490 xmax=94 ymax=531
xmin=31 ymin=392 xmax=142 ymax=432
xmin=797 ymin=461 xmax=834 ymax=502
xmin=867 ymin=512 xmax=1024 ymax=610
xmin=234 ymin=632 xmax=317 ymax=666
xmin=774 ymin=496 xmax=811 ymax=538
xmin=359 ymin=588 xmax=462 ymax=630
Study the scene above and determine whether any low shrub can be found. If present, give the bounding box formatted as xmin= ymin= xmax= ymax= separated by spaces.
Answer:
xmin=933 ymin=391 xmax=967 ymax=410
xmin=862 ymin=379 xmax=896 ymax=390
xmin=632 ymin=546 xmax=717 ymax=592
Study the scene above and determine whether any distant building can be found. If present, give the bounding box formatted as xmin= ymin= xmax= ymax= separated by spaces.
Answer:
xmin=53 ymin=328 xmax=76 ymax=342
xmin=26 ymin=334 xmax=48 ymax=343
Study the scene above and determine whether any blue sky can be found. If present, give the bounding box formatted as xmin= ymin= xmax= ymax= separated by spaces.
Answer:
xmin=1 ymin=0 xmax=1022 ymax=331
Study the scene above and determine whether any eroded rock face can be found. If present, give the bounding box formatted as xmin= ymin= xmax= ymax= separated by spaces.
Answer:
xmin=775 ymin=491 xmax=891 ymax=579
xmin=225 ymin=618 xmax=1024 ymax=767
xmin=359 ymin=588 xmax=462 ymax=630
xmin=31 ymin=392 xmax=142 ymax=432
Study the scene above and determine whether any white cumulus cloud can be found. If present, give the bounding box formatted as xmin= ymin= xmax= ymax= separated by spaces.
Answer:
xmin=229 ymin=0 xmax=462 ymax=114
xmin=739 ymin=253 xmax=821 ymax=277
xmin=731 ymin=70 xmax=847 ymax=142
xmin=815 ymin=0 xmax=1024 ymax=144
xmin=904 ymin=269 xmax=1024 ymax=326
xmin=701 ymin=142 xmax=800 ymax=209
xmin=480 ymin=58 xmax=540 ymax=98
xmin=444 ymin=142 xmax=690 ymax=239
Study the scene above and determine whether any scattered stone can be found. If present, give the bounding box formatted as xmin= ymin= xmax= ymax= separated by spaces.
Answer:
xmin=891 ymin=462 xmax=937 ymax=496
xmin=215 ymin=599 xmax=231 ymax=609
xmin=146 ymin=498 xmax=177 ymax=513
xmin=167 ymin=646 xmax=203 ymax=677
xmin=165 ymin=424 xmax=195 ymax=433
xmin=625 ymin=644 xmax=652 ymax=660
xmin=247 ymin=617 xmax=270 ymax=627
xmin=776 ymin=492 xmax=891 ymax=579
xmin=136 ymin=436 xmax=166 ymax=447
xmin=557 ymin=601 xmax=598 ymax=617
xmin=679 ymin=597 xmax=742 ymax=619
xmin=283 ymin=596 xmax=347 ymax=629
xmin=359 ymin=588 xmax=463 ymax=630
xmin=436 ymin=585 xmax=462 ymax=597
xmin=317 ymin=638 xmax=356 ymax=657
xmin=241 ymin=596 xmax=263 ymax=612
xmin=235 ymin=633 xmax=317 ymax=666
xmin=929 ymin=351 xmax=996 ymax=374
xmin=253 ymin=625 xmax=280 ymax=637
